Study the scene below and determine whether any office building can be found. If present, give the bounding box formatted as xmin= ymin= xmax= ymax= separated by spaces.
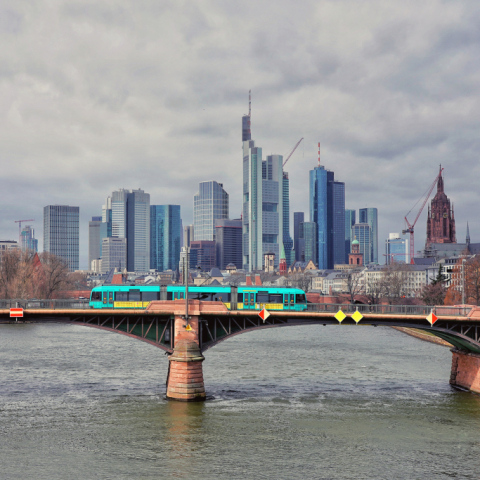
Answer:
xmin=309 ymin=163 xmax=345 ymax=269
xmin=106 ymin=188 xmax=150 ymax=272
xmin=359 ymin=208 xmax=378 ymax=263
xmin=20 ymin=225 xmax=38 ymax=252
xmin=183 ymin=225 xmax=194 ymax=248
xmin=101 ymin=237 xmax=127 ymax=274
xmin=385 ymin=233 xmax=409 ymax=264
xmin=194 ymin=181 xmax=229 ymax=242
xmin=190 ymin=240 xmax=216 ymax=272
xmin=282 ymin=172 xmax=294 ymax=267
xmin=88 ymin=216 xmax=102 ymax=267
xmin=150 ymin=205 xmax=181 ymax=271
xmin=300 ymin=221 xmax=317 ymax=264
xmin=345 ymin=209 xmax=356 ymax=263
xmin=43 ymin=205 xmax=79 ymax=271
xmin=215 ymin=218 xmax=242 ymax=270
xmin=352 ymin=223 xmax=372 ymax=265
xmin=293 ymin=212 xmax=305 ymax=262
xmin=0 ymin=240 xmax=18 ymax=260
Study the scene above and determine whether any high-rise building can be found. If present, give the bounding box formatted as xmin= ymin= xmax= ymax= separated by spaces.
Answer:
xmin=282 ymin=172 xmax=294 ymax=267
xmin=20 ymin=225 xmax=38 ymax=252
xmin=183 ymin=225 xmax=194 ymax=248
xmin=150 ymin=205 xmax=181 ymax=271
xmin=359 ymin=208 xmax=378 ymax=263
xmin=101 ymin=237 xmax=127 ymax=274
xmin=106 ymin=188 xmax=150 ymax=272
xmin=385 ymin=233 xmax=409 ymax=264
xmin=43 ymin=205 xmax=79 ymax=271
xmin=426 ymin=166 xmax=456 ymax=246
xmin=193 ymin=181 xmax=229 ymax=242
xmin=215 ymin=218 xmax=242 ymax=270
xmin=300 ymin=221 xmax=317 ymax=264
xmin=242 ymin=140 xmax=284 ymax=271
xmin=309 ymin=163 xmax=345 ymax=269
xmin=352 ymin=223 xmax=372 ymax=265
xmin=293 ymin=212 xmax=305 ymax=262
xmin=88 ymin=216 xmax=102 ymax=268
xmin=190 ymin=240 xmax=216 ymax=272
xmin=345 ymin=209 xmax=356 ymax=263
xmin=242 ymin=90 xmax=251 ymax=142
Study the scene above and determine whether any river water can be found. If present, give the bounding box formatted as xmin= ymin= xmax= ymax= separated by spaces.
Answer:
xmin=1 ymin=323 xmax=479 ymax=479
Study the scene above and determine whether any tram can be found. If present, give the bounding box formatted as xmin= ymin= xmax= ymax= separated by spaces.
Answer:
xmin=89 ymin=284 xmax=308 ymax=311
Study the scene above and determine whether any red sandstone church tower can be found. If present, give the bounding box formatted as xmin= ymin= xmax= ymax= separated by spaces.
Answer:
xmin=426 ymin=166 xmax=456 ymax=246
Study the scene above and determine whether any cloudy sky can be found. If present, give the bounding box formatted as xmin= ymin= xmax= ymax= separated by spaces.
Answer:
xmin=1 ymin=0 xmax=479 ymax=268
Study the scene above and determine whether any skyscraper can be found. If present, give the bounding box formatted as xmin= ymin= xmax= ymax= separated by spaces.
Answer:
xmin=183 ymin=225 xmax=194 ymax=248
xmin=88 ymin=216 xmax=102 ymax=269
xmin=345 ymin=209 xmax=356 ymax=263
xmin=150 ymin=205 xmax=181 ymax=271
xmin=190 ymin=240 xmax=216 ymax=272
xmin=352 ymin=223 xmax=372 ymax=265
xmin=300 ymin=221 xmax=317 ymax=264
xmin=43 ymin=205 xmax=79 ymax=271
xmin=243 ymin=140 xmax=284 ymax=271
xmin=20 ymin=225 xmax=38 ymax=252
xmin=282 ymin=172 xmax=294 ymax=267
xmin=101 ymin=237 xmax=127 ymax=273
xmin=215 ymin=218 xmax=242 ymax=270
xmin=385 ymin=233 xmax=409 ymax=264
xmin=309 ymin=162 xmax=345 ymax=269
xmin=359 ymin=208 xmax=378 ymax=264
xmin=193 ymin=181 xmax=229 ymax=241
xmin=293 ymin=212 xmax=305 ymax=262
xmin=106 ymin=188 xmax=150 ymax=272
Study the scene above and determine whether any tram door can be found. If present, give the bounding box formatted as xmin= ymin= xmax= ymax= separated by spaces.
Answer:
xmin=103 ymin=290 xmax=113 ymax=307
xmin=284 ymin=293 xmax=294 ymax=310
xmin=244 ymin=292 xmax=256 ymax=310
xmin=173 ymin=291 xmax=184 ymax=300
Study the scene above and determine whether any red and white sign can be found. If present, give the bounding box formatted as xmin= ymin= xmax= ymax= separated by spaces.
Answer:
xmin=258 ymin=308 xmax=270 ymax=323
xmin=10 ymin=308 xmax=24 ymax=318
xmin=426 ymin=311 xmax=438 ymax=325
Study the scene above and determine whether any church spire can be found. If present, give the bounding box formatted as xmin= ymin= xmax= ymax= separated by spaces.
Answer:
xmin=466 ymin=222 xmax=471 ymax=245
xmin=437 ymin=164 xmax=444 ymax=194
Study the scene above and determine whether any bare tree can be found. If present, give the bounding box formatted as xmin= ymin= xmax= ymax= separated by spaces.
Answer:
xmin=365 ymin=274 xmax=384 ymax=305
xmin=284 ymin=273 xmax=313 ymax=292
xmin=345 ymin=269 xmax=364 ymax=303
xmin=38 ymin=252 xmax=71 ymax=299
xmin=381 ymin=262 xmax=409 ymax=304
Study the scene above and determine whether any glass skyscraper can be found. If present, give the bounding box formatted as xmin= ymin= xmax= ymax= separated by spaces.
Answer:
xmin=300 ymin=221 xmax=317 ymax=264
xmin=359 ymin=208 xmax=378 ymax=264
xmin=345 ymin=209 xmax=356 ymax=262
xmin=282 ymin=172 xmax=293 ymax=267
xmin=352 ymin=223 xmax=372 ymax=265
xmin=88 ymin=216 xmax=102 ymax=268
xmin=43 ymin=205 xmax=79 ymax=271
xmin=385 ymin=233 xmax=409 ymax=264
xmin=150 ymin=205 xmax=181 ymax=271
xmin=293 ymin=212 xmax=304 ymax=262
xmin=20 ymin=225 xmax=38 ymax=252
xmin=193 ymin=181 xmax=229 ymax=242
xmin=309 ymin=165 xmax=345 ymax=269
xmin=215 ymin=218 xmax=242 ymax=270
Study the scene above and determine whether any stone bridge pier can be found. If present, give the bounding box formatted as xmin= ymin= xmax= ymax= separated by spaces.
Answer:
xmin=450 ymin=349 xmax=480 ymax=394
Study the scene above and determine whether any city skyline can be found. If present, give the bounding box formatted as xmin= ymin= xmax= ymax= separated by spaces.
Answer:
xmin=1 ymin=2 xmax=479 ymax=269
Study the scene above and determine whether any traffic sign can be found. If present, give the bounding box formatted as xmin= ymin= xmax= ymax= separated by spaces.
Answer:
xmin=185 ymin=324 xmax=192 ymax=331
xmin=351 ymin=309 xmax=363 ymax=324
xmin=259 ymin=308 xmax=270 ymax=323
xmin=426 ymin=311 xmax=438 ymax=325
xmin=334 ymin=310 xmax=346 ymax=323
xmin=10 ymin=308 xmax=23 ymax=318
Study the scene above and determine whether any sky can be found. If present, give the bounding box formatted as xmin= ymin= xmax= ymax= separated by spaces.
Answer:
xmin=1 ymin=0 xmax=479 ymax=269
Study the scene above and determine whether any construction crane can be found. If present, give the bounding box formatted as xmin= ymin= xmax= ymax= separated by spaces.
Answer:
xmin=402 ymin=168 xmax=443 ymax=264
xmin=15 ymin=219 xmax=35 ymax=245
xmin=283 ymin=137 xmax=304 ymax=167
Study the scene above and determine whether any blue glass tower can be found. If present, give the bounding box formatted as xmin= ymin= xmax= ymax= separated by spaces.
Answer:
xmin=345 ymin=209 xmax=356 ymax=262
xmin=282 ymin=172 xmax=293 ymax=267
xmin=150 ymin=205 xmax=181 ymax=271
xmin=310 ymin=164 xmax=345 ymax=269
xmin=359 ymin=208 xmax=378 ymax=264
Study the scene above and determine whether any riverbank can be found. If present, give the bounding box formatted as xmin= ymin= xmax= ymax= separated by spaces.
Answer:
xmin=392 ymin=326 xmax=452 ymax=348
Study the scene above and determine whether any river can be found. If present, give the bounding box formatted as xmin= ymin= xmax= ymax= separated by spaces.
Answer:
xmin=0 ymin=323 xmax=479 ymax=479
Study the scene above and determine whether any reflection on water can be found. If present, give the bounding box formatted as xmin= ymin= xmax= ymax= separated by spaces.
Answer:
xmin=1 ymin=323 xmax=480 ymax=479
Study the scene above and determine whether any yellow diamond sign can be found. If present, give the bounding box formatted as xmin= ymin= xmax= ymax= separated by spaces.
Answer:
xmin=185 ymin=324 xmax=192 ymax=331
xmin=351 ymin=310 xmax=363 ymax=323
xmin=334 ymin=310 xmax=346 ymax=323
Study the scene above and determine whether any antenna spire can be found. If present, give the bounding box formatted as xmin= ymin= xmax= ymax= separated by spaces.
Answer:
xmin=249 ymin=90 xmax=251 ymax=117
xmin=318 ymin=142 xmax=321 ymax=166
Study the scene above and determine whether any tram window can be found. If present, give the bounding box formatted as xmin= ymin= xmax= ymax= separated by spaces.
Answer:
xmin=116 ymin=292 xmax=128 ymax=301
xmin=188 ymin=292 xmax=211 ymax=300
xmin=283 ymin=295 xmax=288 ymax=304
xmin=129 ymin=290 xmax=141 ymax=301
xmin=257 ymin=291 xmax=269 ymax=303
xmin=143 ymin=291 xmax=159 ymax=301
xmin=238 ymin=293 xmax=243 ymax=302
xmin=167 ymin=292 xmax=173 ymax=300
xmin=91 ymin=291 xmax=101 ymax=301
xmin=296 ymin=294 xmax=306 ymax=303
xmin=212 ymin=292 xmax=229 ymax=302
xmin=269 ymin=294 xmax=282 ymax=303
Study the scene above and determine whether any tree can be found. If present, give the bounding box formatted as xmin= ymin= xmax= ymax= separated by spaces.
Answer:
xmin=345 ymin=269 xmax=365 ymax=303
xmin=284 ymin=273 xmax=313 ymax=292
xmin=420 ymin=282 xmax=447 ymax=305
xmin=37 ymin=252 xmax=73 ymax=299
xmin=381 ymin=262 xmax=409 ymax=304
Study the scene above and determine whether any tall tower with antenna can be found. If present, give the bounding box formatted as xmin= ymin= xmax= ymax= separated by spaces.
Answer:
xmin=242 ymin=90 xmax=251 ymax=142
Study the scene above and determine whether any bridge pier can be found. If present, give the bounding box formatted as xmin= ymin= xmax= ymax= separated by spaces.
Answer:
xmin=166 ymin=312 xmax=206 ymax=401
xmin=450 ymin=349 xmax=480 ymax=394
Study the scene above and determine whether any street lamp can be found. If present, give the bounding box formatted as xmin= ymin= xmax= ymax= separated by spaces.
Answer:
xmin=462 ymin=258 xmax=467 ymax=305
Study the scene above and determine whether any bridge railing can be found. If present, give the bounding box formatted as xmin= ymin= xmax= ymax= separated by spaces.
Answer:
xmin=306 ymin=303 xmax=472 ymax=317
xmin=0 ymin=299 xmax=92 ymax=310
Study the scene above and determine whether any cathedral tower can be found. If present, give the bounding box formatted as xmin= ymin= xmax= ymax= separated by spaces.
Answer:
xmin=426 ymin=166 xmax=456 ymax=245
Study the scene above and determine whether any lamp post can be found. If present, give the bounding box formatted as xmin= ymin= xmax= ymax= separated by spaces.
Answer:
xmin=462 ymin=258 xmax=467 ymax=305
xmin=182 ymin=247 xmax=190 ymax=323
